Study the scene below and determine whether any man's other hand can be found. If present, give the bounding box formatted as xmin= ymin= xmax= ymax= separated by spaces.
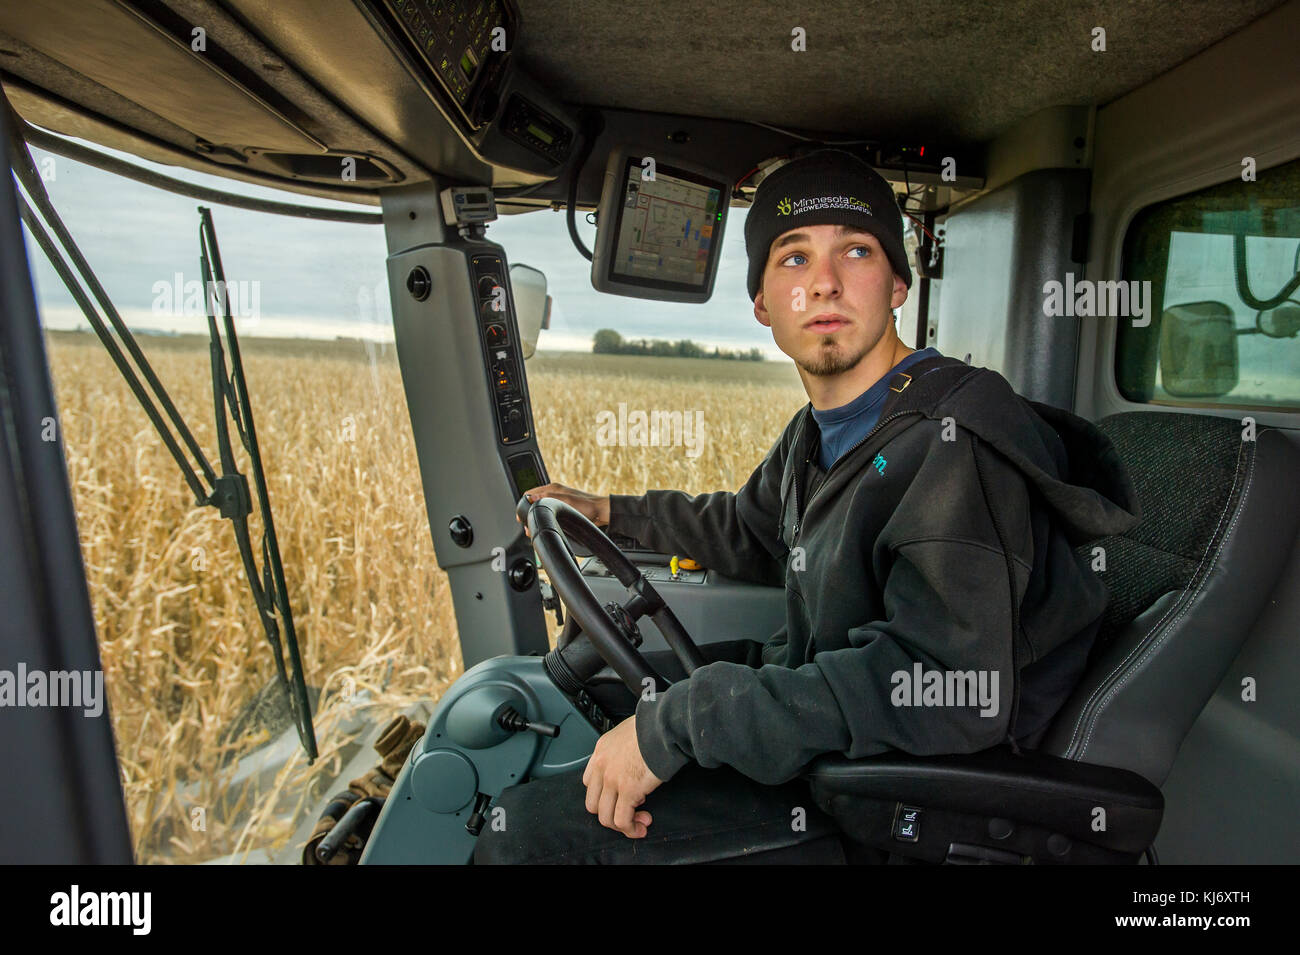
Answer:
xmin=582 ymin=715 xmax=663 ymax=838
xmin=517 ymin=482 xmax=611 ymax=538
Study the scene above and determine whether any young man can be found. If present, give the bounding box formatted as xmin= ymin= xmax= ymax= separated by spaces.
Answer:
xmin=477 ymin=149 xmax=1141 ymax=864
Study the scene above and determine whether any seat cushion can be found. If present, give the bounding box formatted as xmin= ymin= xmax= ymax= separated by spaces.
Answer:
xmin=474 ymin=762 xmax=844 ymax=864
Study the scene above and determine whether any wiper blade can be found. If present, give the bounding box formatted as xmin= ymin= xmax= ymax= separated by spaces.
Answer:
xmin=199 ymin=207 xmax=317 ymax=761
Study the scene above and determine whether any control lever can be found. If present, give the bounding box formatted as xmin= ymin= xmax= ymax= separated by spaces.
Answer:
xmin=497 ymin=706 xmax=560 ymax=738
xmin=539 ymin=577 xmax=564 ymax=627
xmin=466 ymin=793 xmax=493 ymax=836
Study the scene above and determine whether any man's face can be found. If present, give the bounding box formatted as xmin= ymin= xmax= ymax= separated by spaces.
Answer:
xmin=754 ymin=223 xmax=909 ymax=378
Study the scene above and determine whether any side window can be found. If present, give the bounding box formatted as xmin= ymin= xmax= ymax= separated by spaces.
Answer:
xmin=1116 ymin=157 xmax=1300 ymax=410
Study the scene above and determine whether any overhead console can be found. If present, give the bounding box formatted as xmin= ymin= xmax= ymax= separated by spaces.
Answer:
xmin=590 ymin=147 xmax=732 ymax=303
xmin=356 ymin=0 xmax=579 ymax=175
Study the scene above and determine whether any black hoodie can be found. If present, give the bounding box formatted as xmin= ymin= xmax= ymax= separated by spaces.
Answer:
xmin=608 ymin=356 xmax=1142 ymax=785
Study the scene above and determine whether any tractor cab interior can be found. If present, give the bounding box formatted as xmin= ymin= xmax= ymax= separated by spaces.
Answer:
xmin=1 ymin=0 xmax=1298 ymax=866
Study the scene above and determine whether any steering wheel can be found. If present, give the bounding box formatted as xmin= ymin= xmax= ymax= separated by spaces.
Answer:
xmin=517 ymin=494 xmax=707 ymax=696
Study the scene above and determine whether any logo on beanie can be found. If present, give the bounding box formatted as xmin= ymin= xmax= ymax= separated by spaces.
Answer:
xmin=783 ymin=194 xmax=873 ymax=216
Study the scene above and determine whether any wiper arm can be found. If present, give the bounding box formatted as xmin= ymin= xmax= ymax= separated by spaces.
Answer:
xmin=198 ymin=208 xmax=316 ymax=761
xmin=1233 ymin=231 xmax=1300 ymax=311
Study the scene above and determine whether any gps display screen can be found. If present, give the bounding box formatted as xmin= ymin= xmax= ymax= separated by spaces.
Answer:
xmin=606 ymin=158 xmax=725 ymax=292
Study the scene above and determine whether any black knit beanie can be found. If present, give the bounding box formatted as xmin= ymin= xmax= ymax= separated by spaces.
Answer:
xmin=744 ymin=149 xmax=912 ymax=301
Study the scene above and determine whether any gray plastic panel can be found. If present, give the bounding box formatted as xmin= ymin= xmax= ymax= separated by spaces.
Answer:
xmin=581 ymin=555 xmax=786 ymax=654
xmin=361 ymin=656 xmax=598 ymax=864
xmin=382 ymin=183 xmax=551 ymax=666
xmin=936 ymin=168 xmax=1090 ymax=408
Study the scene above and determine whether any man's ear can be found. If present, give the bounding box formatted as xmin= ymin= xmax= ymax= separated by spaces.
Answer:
xmin=890 ymin=273 xmax=908 ymax=310
xmin=754 ymin=288 xmax=772 ymax=328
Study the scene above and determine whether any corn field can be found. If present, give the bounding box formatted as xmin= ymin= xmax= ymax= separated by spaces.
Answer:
xmin=42 ymin=331 xmax=806 ymax=863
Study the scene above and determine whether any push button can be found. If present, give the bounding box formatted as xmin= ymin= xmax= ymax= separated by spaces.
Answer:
xmin=894 ymin=805 xmax=921 ymax=842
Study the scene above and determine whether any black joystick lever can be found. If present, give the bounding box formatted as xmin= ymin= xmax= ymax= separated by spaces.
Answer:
xmin=465 ymin=793 xmax=492 ymax=836
xmin=497 ymin=706 xmax=560 ymax=738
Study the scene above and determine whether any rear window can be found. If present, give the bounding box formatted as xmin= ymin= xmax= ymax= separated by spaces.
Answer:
xmin=1116 ymin=156 xmax=1300 ymax=410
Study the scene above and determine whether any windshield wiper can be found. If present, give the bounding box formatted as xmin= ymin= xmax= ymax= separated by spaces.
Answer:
xmin=5 ymin=107 xmax=316 ymax=761
xmin=199 ymin=207 xmax=316 ymax=761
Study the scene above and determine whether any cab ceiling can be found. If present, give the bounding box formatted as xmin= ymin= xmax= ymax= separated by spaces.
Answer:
xmin=515 ymin=0 xmax=1287 ymax=143
xmin=0 ymin=0 xmax=1288 ymax=207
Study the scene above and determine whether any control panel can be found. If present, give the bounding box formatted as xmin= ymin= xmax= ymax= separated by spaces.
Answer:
xmin=366 ymin=0 xmax=516 ymax=131
xmin=580 ymin=555 xmax=706 ymax=585
xmin=470 ymin=252 xmax=533 ymax=449
xmin=499 ymin=93 xmax=574 ymax=165
xmin=359 ymin=0 xmax=578 ymax=174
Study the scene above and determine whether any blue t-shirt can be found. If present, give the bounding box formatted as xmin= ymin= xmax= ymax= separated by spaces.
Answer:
xmin=811 ymin=347 xmax=943 ymax=471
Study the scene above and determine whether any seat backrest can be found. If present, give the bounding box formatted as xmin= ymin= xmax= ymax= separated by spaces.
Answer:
xmin=1042 ymin=411 xmax=1299 ymax=786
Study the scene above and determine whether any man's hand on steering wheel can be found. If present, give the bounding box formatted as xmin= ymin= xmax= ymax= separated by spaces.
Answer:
xmin=517 ymin=483 xmax=610 ymax=537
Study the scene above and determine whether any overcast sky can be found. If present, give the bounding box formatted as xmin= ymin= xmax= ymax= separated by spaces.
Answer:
xmin=20 ymin=139 xmax=788 ymax=358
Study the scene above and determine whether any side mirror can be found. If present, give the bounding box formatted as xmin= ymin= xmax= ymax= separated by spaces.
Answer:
xmin=1158 ymin=301 xmax=1239 ymax=397
xmin=509 ymin=263 xmax=551 ymax=360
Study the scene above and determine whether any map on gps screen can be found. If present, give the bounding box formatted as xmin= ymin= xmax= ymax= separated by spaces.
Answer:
xmin=613 ymin=164 xmax=721 ymax=288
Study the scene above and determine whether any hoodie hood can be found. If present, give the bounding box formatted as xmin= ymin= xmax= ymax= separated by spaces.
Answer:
xmin=933 ymin=370 xmax=1143 ymax=546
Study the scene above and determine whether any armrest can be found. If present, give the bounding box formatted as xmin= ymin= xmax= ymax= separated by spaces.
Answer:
xmin=804 ymin=746 xmax=1163 ymax=858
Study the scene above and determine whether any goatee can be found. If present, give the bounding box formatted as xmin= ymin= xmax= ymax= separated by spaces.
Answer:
xmin=797 ymin=338 xmax=873 ymax=377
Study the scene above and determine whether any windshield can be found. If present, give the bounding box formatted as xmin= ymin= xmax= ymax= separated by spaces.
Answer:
xmin=26 ymin=142 xmax=443 ymax=864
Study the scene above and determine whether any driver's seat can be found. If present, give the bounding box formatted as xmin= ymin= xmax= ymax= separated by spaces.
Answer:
xmin=804 ymin=411 xmax=1298 ymax=863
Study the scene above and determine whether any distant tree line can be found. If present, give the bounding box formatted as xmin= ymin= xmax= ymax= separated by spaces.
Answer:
xmin=592 ymin=329 xmax=764 ymax=361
